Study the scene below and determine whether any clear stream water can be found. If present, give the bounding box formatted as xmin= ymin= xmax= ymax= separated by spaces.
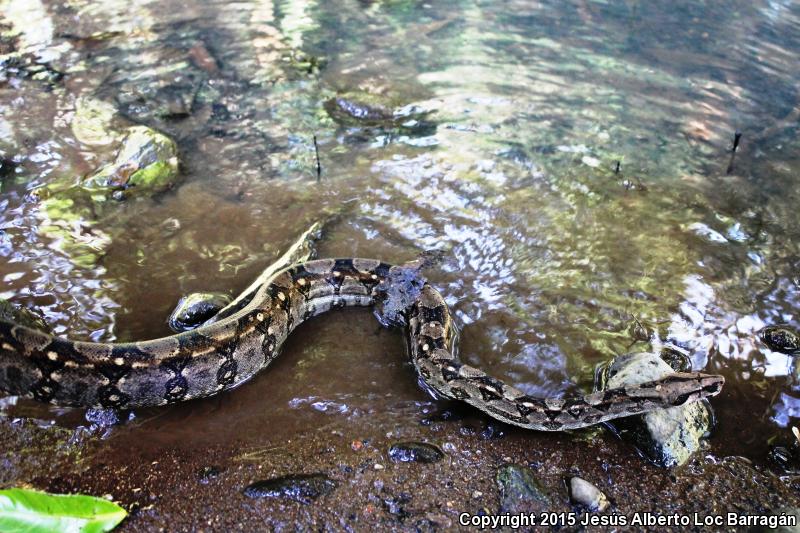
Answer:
xmin=1 ymin=0 xmax=799 ymax=464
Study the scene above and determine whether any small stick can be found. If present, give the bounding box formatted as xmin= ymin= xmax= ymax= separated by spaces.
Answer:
xmin=732 ymin=130 xmax=742 ymax=152
xmin=726 ymin=130 xmax=741 ymax=175
xmin=313 ymin=135 xmax=322 ymax=181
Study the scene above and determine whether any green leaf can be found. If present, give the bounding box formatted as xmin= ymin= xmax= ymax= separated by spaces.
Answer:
xmin=0 ymin=488 xmax=127 ymax=533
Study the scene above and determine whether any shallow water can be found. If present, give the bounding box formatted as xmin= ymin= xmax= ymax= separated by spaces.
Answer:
xmin=1 ymin=0 xmax=800 ymax=474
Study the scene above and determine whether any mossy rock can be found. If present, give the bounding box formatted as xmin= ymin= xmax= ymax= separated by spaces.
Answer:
xmin=0 ymin=300 xmax=49 ymax=331
xmin=82 ymin=126 xmax=179 ymax=195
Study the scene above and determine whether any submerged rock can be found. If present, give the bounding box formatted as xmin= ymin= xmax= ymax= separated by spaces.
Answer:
xmin=151 ymin=83 xmax=197 ymax=118
xmin=83 ymin=126 xmax=179 ymax=196
xmin=71 ymin=97 xmax=120 ymax=147
xmin=658 ymin=346 xmax=693 ymax=372
xmin=0 ymin=299 xmax=49 ymax=331
xmin=85 ymin=408 xmax=133 ymax=428
xmin=388 ymin=442 xmax=444 ymax=463
xmin=568 ymin=476 xmax=610 ymax=512
xmin=496 ymin=464 xmax=551 ymax=514
xmin=168 ymin=292 xmax=232 ymax=332
xmin=601 ymin=352 xmax=714 ymax=468
xmin=0 ymin=157 xmax=18 ymax=180
xmin=759 ymin=325 xmax=800 ymax=355
xmin=324 ymin=91 xmax=434 ymax=135
xmin=325 ymin=93 xmax=395 ymax=125
xmin=198 ymin=465 xmax=221 ymax=484
xmin=243 ymin=474 xmax=336 ymax=504
xmin=284 ymin=49 xmax=325 ymax=76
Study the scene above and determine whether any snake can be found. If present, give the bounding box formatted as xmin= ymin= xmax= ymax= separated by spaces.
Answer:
xmin=0 ymin=258 xmax=724 ymax=430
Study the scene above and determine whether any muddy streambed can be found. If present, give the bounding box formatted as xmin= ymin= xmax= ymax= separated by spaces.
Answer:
xmin=2 ymin=0 xmax=800 ymax=530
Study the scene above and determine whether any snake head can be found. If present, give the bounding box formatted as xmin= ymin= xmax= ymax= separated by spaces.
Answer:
xmin=660 ymin=372 xmax=725 ymax=406
xmin=372 ymin=262 xmax=429 ymax=328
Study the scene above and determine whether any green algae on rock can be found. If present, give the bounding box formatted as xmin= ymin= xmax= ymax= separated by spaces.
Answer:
xmin=496 ymin=464 xmax=551 ymax=514
xmin=82 ymin=126 xmax=179 ymax=195
xmin=0 ymin=300 xmax=48 ymax=332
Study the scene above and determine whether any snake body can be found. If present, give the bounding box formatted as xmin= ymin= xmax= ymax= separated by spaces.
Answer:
xmin=0 ymin=258 xmax=724 ymax=430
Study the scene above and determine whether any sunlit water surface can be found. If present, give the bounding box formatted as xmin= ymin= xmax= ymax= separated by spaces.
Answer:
xmin=1 ymin=0 xmax=800 ymax=463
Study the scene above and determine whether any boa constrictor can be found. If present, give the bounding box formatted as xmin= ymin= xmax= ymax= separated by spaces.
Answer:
xmin=0 ymin=258 xmax=724 ymax=430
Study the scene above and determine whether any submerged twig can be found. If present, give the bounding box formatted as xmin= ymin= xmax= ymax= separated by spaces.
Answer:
xmin=732 ymin=130 xmax=742 ymax=152
xmin=313 ymin=134 xmax=322 ymax=181
xmin=726 ymin=130 xmax=742 ymax=175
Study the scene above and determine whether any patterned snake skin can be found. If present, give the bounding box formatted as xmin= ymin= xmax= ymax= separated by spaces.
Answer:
xmin=0 ymin=258 xmax=724 ymax=430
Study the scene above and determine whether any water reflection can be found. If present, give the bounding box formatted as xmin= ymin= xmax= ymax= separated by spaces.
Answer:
xmin=1 ymin=0 xmax=800 ymax=459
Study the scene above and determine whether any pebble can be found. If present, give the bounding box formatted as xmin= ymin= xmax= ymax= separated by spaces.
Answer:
xmin=198 ymin=466 xmax=221 ymax=484
xmin=388 ymin=442 xmax=445 ymax=463
xmin=759 ymin=325 xmax=800 ymax=355
xmin=243 ymin=473 xmax=336 ymax=504
xmin=568 ymin=476 xmax=610 ymax=512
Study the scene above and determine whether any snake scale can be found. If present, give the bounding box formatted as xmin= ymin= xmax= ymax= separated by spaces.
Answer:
xmin=0 ymin=258 xmax=724 ymax=430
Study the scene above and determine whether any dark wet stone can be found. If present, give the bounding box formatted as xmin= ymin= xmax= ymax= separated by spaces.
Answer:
xmin=210 ymin=102 xmax=231 ymax=122
xmin=496 ymin=464 xmax=551 ymax=514
xmin=112 ymin=72 xmax=205 ymax=126
xmin=480 ymin=422 xmax=505 ymax=440
xmin=658 ymin=346 xmax=692 ymax=372
xmin=568 ymin=476 xmax=610 ymax=512
xmin=153 ymin=84 xmax=196 ymax=118
xmin=285 ymin=49 xmax=325 ymax=75
xmin=0 ymin=158 xmax=18 ymax=179
xmin=0 ymin=26 xmax=16 ymax=55
xmin=759 ymin=325 xmax=800 ymax=355
xmin=168 ymin=292 xmax=232 ymax=332
xmin=388 ymin=442 xmax=444 ymax=464
xmin=0 ymin=300 xmax=50 ymax=332
xmin=627 ymin=317 xmax=652 ymax=342
xmin=459 ymin=425 xmax=477 ymax=436
xmin=603 ymin=352 xmax=713 ymax=468
xmin=85 ymin=408 xmax=133 ymax=428
xmin=768 ymin=445 xmax=800 ymax=473
xmin=325 ymin=94 xmax=394 ymax=125
xmin=324 ymin=92 xmax=434 ymax=135
xmin=382 ymin=493 xmax=411 ymax=519
xmin=198 ymin=465 xmax=221 ymax=484
xmin=243 ymin=473 xmax=336 ymax=504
